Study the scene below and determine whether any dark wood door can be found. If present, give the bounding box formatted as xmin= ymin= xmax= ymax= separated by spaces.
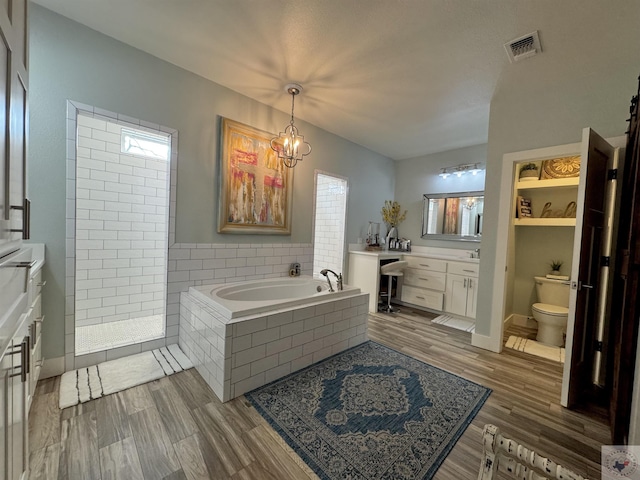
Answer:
xmin=566 ymin=128 xmax=614 ymax=407
xmin=609 ymin=85 xmax=640 ymax=443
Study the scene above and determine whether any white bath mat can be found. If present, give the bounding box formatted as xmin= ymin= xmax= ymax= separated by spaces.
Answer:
xmin=505 ymin=335 xmax=565 ymax=363
xmin=431 ymin=314 xmax=475 ymax=333
xmin=59 ymin=344 xmax=193 ymax=409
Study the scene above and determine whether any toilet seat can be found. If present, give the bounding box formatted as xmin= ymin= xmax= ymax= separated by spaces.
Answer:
xmin=532 ymin=303 xmax=568 ymax=316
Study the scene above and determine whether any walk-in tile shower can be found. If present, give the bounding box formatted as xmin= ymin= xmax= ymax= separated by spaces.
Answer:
xmin=72 ymin=111 xmax=173 ymax=356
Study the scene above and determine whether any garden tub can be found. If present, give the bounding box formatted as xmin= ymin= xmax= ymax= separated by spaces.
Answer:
xmin=179 ymin=276 xmax=369 ymax=401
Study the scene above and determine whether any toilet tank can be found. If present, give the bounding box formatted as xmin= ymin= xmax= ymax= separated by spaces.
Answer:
xmin=534 ymin=276 xmax=570 ymax=307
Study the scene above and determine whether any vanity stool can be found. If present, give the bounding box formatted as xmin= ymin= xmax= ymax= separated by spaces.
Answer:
xmin=379 ymin=261 xmax=408 ymax=313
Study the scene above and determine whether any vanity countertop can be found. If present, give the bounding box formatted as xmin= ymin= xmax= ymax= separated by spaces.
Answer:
xmin=406 ymin=252 xmax=480 ymax=264
xmin=348 ymin=247 xmax=480 ymax=264
xmin=348 ymin=250 xmax=404 ymax=259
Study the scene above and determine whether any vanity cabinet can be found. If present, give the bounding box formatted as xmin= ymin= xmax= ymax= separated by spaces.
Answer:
xmin=348 ymin=249 xmax=480 ymax=318
xmin=0 ymin=0 xmax=30 ymax=259
xmin=348 ymin=252 xmax=402 ymax=313
xmin=0 ymin=246 xmax=45 ymax=480
xmin=0 ymin=311 xmax=30 ymax=480
xmin=444 ymin=262 xmax=479 ymax=319
xmin=400 ymin=256 xmax=446 ymax=310
xmin=6 ymin=320 xmax=28 ymax=480
xmin=27 ymin=267 xmax=44 ymax=406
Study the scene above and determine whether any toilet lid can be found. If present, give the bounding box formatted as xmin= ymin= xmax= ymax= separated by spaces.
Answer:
xmin=532 ymin=303 xmax=569 ymax=316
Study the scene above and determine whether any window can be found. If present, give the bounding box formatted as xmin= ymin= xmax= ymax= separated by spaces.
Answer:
xmin=121 ymin=128 xmax=170 ymax=160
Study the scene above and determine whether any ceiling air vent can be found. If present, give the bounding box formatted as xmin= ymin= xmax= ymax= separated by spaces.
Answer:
xmin=504 ymin=31 xmax=542 ymax=63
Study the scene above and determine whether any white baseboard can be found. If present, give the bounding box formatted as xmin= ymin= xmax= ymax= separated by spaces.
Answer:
xmin=472 ymin=332 xmax=501 ymax=353
xmin=512 ymin=313 xmax=537 ymax=329
xmin=40 ymin=356 xmax=65 ymax=379
xmin=503 ymin=314 xmax=514 ymax=329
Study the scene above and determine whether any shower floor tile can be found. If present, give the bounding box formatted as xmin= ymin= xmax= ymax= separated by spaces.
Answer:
xmin=75 ymin=314 xmax=165 ymax=356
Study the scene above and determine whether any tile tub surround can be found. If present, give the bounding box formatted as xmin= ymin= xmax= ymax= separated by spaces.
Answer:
xmin=65 ymin=236 xmax=311 ymax=370
xmin=166 ymin=242 xmax=313 ymax=326
xmin=179 ymin=287 xmax=369 ymax=401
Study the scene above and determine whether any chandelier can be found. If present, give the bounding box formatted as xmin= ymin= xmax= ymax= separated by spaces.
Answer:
xmin=270 ymin=83 xmax=312 ymax=168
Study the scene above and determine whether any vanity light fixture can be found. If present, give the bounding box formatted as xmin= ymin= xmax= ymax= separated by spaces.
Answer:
xmin=270 ymin=83 xmax=312 ymax=168
xmin=438 ymin=163 xmax=484 ymax=179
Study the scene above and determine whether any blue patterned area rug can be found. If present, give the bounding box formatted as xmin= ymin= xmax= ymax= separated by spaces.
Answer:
xmin=246 ymin=341 xmax=491 ymax=480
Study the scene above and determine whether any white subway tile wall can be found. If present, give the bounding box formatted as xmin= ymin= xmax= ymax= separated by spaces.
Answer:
xmin=75 ymin=113 xmax=170 ymax=328
xmin=66 ymin=101 xmax=179 ymax=371
xmin=313 ymin=173 xmax=347 ymax=277
xmin=166 ymin=243 xmax=314 ymax=330
xmin=179 ymin=288 xmax=369 ymax=401
xmin=64 ymin=103 xmax=318 ymax=372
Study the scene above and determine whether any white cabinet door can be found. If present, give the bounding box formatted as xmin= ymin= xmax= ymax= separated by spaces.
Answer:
xmin=445 ymin=274 xmax=478 ymax=318
xmin=466 ymin=277 xmax=478 ymax=319
xmin=0 ymin=0 xmax=29 ymax=258
xmin=8 ymin=332 xmax=27 ymax=480
xmin=4 ymin=315 xmax=29 ymax=480
xmin=348 ymin=253 xmax=402 ymax=313
xmin=445 ymin=274 xmax=468 ymax=317
xmin=348 ymin=254 xmax=381 ymax=313
xmin=0 ymin=343 xmax=9 ymax=479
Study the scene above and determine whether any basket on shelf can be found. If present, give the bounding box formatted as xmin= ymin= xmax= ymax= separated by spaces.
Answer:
xmin=519 ymin=163 xmax=540 ymax=181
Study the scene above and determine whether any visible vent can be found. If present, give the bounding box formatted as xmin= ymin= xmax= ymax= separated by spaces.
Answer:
xmin=504 ymin=31 xmax=542 ymax=63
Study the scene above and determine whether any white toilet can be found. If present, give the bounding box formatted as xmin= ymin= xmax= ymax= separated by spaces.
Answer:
xmin=531 ymin=276 xmax=570 ymax=347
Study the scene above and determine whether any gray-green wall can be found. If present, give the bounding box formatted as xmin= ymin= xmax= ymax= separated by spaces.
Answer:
xmin=29 ymin=5 xmax=395 ymax=360
xmin=393 ymin=144 xmax=486 ymax=248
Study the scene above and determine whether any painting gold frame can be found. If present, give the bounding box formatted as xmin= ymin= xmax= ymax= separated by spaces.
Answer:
xmin=218 ymin=117 xmax=294 ymax=234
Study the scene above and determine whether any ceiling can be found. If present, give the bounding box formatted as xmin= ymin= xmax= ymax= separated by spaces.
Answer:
xmin=31 ymin=1 xmax=640 ymax=160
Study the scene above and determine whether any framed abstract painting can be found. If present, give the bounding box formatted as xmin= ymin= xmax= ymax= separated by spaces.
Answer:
xmin=217 ymin=118 xmax=294 ymax=234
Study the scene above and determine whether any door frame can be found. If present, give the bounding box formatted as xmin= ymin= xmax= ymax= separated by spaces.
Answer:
xmin=486 ymin=133 xmax=626 ymax=402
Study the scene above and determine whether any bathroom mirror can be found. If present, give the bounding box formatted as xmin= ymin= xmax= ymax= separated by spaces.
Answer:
xmin=422 ymin=191 xmax=484 ymax=242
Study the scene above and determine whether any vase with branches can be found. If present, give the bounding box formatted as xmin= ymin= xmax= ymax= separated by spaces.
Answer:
xmin=381 ymin=200 xmax=407 ymax=246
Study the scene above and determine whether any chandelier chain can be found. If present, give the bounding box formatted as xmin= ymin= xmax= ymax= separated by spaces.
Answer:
xmin=290 ymin=93 xmax=295 ymax=126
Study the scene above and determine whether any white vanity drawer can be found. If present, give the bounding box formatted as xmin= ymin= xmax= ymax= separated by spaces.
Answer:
xmin=401 ymin=285 xmax=444 ymax=310
xmin=447 ymin=262 xmax=479 ymax=277
xmin=404 ymin=256 xmax=447 ymax=272
xmin=403 ymin=268 xmax=446 ymax=292
xmin=28 ymin=268 xmax=43 ymax=305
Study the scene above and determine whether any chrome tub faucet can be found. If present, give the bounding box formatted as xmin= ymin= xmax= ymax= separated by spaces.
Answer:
xmin=320 ymin=269 xmax=343 ymax=292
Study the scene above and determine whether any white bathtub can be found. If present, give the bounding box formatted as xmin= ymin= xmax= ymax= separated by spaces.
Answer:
xmin=190 ymin=276 xmax=360 ymax=319
xmin=179 ymin=275 xmax=369 ymax=401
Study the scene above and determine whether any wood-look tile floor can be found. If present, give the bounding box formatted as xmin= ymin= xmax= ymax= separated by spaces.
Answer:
xmin=29 ymin=310 xmax=610 ymax=479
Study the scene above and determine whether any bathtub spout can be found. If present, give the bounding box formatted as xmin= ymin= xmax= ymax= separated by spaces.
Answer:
xmin=320 ymin=269 xmax=343 ymax=292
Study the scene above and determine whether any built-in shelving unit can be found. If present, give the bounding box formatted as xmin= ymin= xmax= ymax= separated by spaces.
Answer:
xmin=515 ymin=177 xmax=580 ymax=191
xmin=514 ymin=174 xmax=580 ymax=226
xmin=513 ymin=217 xmax=576 ymax=227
